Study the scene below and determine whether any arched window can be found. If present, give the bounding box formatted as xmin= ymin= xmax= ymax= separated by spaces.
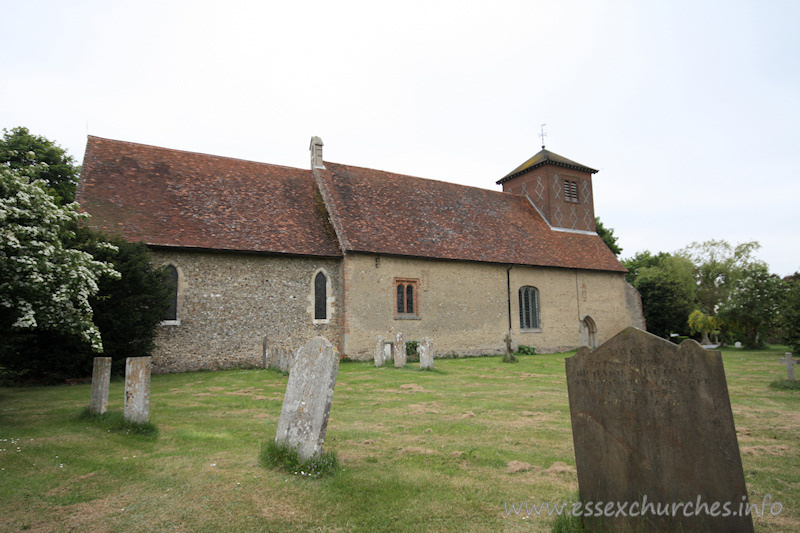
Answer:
xmin=163 ymin=264 xmax=179 ymax=322
xmin=314 ymin=271 xmax=327 ymax=320
xmin=519 ymin=286 xmax=540 ymax=330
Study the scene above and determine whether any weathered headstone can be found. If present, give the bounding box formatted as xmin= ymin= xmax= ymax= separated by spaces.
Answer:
xmin=566 ymin=327 xmax=753 ymax=532
xmin=124 ymin=357 xmax=151 ymax=424
xmin=780 ymin=352 xmax=797 ymax=380
xmin=275 ymin=337 xmax=339 ymax=460
xmin=419 ymin=338 xmax=433 ymax=370
xmin=393 ymin=333 xmax=406 ymax=368
xmin=374 ymin=336 xmax=385 ymax=367
xmin=89 ymin=357 xmax=112 ymax=415
xmin=262 ymin=336 xmax=270 ymax=368
xmin=266 ymin=346 xmax=294 ymax=373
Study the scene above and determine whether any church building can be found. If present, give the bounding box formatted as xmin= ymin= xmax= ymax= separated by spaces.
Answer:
xmin=77 ymin=136 xmax=644 ymax=373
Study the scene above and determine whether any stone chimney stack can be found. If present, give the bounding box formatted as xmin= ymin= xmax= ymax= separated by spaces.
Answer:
xmin=310 ymin=136 xmax=325 ymax=169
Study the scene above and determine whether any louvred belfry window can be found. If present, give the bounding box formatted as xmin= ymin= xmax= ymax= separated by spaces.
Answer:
xmin=564 ymin=179 xmax=579 ymax=203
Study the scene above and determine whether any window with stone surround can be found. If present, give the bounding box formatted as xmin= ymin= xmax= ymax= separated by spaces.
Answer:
xmin=311 ymin=268 xmax=332 ymax=325
xmin=395 ymin=278 xmax=419 ymax=318
xmin=519 ymin=286 xmax=540 ymax=330
xmin=564 ymin=179 xmax=579 ymax=203
xmin=314 ymin=271 xmax=327 ymax=320
xmin=161 ymin=264 xmax=181 ymax=326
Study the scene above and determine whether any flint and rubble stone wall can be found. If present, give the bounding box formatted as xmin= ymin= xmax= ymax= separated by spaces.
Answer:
xmin=151 ymin=249 xmax=341 ymax=373
xmin=342 ymin=253 xmax=643 ymax=359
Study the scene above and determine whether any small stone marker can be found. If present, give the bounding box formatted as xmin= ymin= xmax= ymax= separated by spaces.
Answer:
xmin=780 ymin=352 xmax=797 ymax=380
xmin=275 ymin=337 xmax=339 ymax=460
xmin=374 ymin=336 xmax=385 ymax=367
xmin=124 ymin=357 xmax=151 ymax=424
xmin=566 ymin=327 xmax=753 ymax=532
xmin=393 ymin=333 xmax=406 ymax=368
xmin=419 ymin=338 xmax=433 ymax=370
xmin=89 ymin=357 xmax=112 ymax=415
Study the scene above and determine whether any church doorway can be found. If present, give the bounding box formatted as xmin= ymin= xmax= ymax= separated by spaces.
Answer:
xmin=580 ymin=316 xmax=597 ymax=348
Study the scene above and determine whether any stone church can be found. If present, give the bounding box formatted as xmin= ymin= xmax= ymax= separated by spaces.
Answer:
xmin=77 ymin=136 xmax=644 ymax=373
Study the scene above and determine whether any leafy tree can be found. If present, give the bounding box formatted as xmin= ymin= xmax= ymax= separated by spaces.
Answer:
xmin=623 ymin=251 xmax=696 ymax=338
xmin=688 ymin=310 xmax=720 ymax=345
xmin=595 ymin=217 xmax=622 ymax=256
xmin=0 ymin=163 xmax=119 ymax=349
xmin=634 ymin=267 xmax=695 ymax=338
xmin=73 ymin=227 xmax=173 ymax=373
xmin=679 ymin=240 xmax=763 ymax=316
xmin=779 ymin=273 xmax=800 ymax=353
xmin=0 ymin=127 xmax=80 ymax=205
xmin=717 ymin=264 xmax=784 ymax=348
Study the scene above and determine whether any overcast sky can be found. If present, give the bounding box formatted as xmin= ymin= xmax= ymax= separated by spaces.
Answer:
xmin=3 ymin=1 xmax=798 ymax=275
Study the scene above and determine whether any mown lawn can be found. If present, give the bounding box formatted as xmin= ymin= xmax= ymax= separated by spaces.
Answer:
xmin=0 ymin=347 xmax=798 ymax=532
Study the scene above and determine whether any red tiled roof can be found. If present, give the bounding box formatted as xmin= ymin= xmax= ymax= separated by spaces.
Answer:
xmin=317 ymin=162 xmax=627 ymax=272
xmin=77 ymin=136 xmax=342 ymax=257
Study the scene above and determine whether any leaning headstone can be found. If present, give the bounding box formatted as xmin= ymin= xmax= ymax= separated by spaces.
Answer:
xmin=566 ymin=327 xmax=753 ymax=532
xmin=780 ymin=352 xmax=797 ymax=381
xmin=419 ymin=338 xmax=433 ymax=370
xmin=275 ymin=337 xmax=339 ymax=460
xmin=89 ymin=357 xmax=112 ymax=415
xmin=124 ymin=357 xmax=151 ymax=424
xmin=393 ymin=333 xmax=406 ymax=368
xmin=374 ymin=336 xmax=385 ymax=367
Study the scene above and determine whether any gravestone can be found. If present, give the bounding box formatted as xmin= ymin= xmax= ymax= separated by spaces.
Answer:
xmin=124 ymin=357 xmax=151 ymax=424
xmin=374 ymin=336 xmax=385 ymax=367
xmin=89 ymin=357 xmax=112 ymax=415
xmin=266 ymin=346 xmax=294 ymax=373
xmin=262 ymin=336 xmax=270 ymax=368
xmin=780 ymin=352 xmax=797 ymax=380
xmin=419 ymin=338 xmax=433 ymax=370
xmin=566 ymin=327 xmax=753 ymax=532
xmin=393 ymin=333 xmax=406 ymax=368
xmin=275 ymin=337 xmax=339 ymax=460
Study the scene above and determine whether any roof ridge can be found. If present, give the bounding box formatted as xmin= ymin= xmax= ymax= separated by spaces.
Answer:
xmin=326 ymin=160 xmax=512 ymax=196
xmin=87 ymin=135 xmax=309 ymax=173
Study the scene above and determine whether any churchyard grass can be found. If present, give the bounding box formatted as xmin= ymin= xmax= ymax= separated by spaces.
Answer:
xmin=1 ymin=346 xmax=798 ymax=532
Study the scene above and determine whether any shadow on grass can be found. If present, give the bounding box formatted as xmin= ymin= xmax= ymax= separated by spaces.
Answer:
xmin=260 ymin=439 xmax=340 ymax=479
xmin=77 ymin=408 xmax=159 ymax=439
xmin=769 ymin=379 xmax=800 ymax=391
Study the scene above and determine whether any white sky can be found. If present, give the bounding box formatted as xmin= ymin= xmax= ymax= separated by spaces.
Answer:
xmin=2 ymin=1 xmax=799 ymax=275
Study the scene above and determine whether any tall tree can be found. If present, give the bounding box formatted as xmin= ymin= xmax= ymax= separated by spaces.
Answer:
xmin=679 ymin=240 xmax=763 ymax=316
xmin=0 ymin=163 xmax=119 ymax=352
xmin=623 ymin=251 xmax=696 ymax=338
xmin=779 ymin=273 xmax=800 ymax=353
xmin=595 ymin=217 xmax=622 ymax=256
xmin=717 ymin=264 xmax=784 ymax=348
xmin=0 ymin=127 xmax=80 ymax=205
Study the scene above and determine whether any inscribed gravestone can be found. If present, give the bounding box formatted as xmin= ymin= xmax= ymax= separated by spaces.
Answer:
xmin=566 ymin=327 xmax=753 ymax=532
xmin=393 ymin=333 xmax=406 ymax=368
xmin=375 ymin=336 xmax=385 ymax=367
xmin=275 ymin=337 xmax=339 ymax=460
xmin=89 ymin=357 xmax=112 ymax=415
xmin=124 ymin=357 xmax=151 ymax=424
xmin=419 ymin=338 xmax=433 ymax=370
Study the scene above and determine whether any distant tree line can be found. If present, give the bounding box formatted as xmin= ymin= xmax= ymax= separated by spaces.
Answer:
xmin=0 ymin=127 xmax=172 ymax=382
xmin=622 ymin=240 xmax=799 ymax=351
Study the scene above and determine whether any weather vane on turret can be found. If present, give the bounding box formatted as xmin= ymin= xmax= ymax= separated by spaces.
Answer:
xmin=539 ymin=123 xmax=547 ymax=150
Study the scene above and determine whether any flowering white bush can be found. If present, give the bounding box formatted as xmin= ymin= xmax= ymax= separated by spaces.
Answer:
xmin=0 ymin=163 xmax=119 ymax=351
